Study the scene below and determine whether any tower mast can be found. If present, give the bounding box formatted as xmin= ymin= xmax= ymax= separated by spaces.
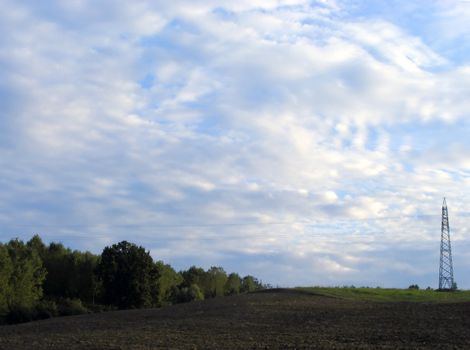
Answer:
xmin=439 ymin=198 xmax=455 ymax=290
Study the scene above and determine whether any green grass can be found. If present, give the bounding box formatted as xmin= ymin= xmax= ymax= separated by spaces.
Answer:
xmin=296 ymin=287 xmax=470 ymax=303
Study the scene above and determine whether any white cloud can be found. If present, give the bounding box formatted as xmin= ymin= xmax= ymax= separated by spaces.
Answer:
xmin=0 ymin=0 xmax=470 ymax=287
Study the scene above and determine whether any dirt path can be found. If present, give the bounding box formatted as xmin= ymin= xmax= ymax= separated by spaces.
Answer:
xmin=1 ymin=289 xmax=470 ymax=349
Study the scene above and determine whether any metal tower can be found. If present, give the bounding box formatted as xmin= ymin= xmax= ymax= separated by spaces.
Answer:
xmin=439 ymin=198 xmax=455 ymax=290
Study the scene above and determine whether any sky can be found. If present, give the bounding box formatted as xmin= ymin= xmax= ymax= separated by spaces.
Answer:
xmin=1 ymin=0 xmax=470 ymax=289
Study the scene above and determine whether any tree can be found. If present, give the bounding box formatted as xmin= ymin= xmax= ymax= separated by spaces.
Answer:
xmin=181 ymin=266 xmax=206 ymax=288
xmin=71 ymin=251 xmax=99 ymax=303
xmin=0 ymin=244 xmax=13 ymax=313
xmin=32 ymin=237 xmax=99 ymax=303
xmin=95 ymin=241 xmax=156 ymax=309
xmin=26 ymin=234 xmax=47 ymax=257
xmin=173 ymin=284 xmax=204 ymax=303
xmin=203 ymin=267 xmax=227 ymax=298
xmin=241 ymin=275 xmax=259 ymax=293
xmin=1 ymin=234 xmax=267 ymax=319
xmin=188 ymin=284 xmax=204 ymax=301
xmin=5 ymin=239 xmax=46 ymax=308
xmin=224 ymin=273 xmax=241 ymax=295
xmin=40 ymin=242 xmax=73 ymax=298
xmin=153 ymin=261 xmax=183 ymax=306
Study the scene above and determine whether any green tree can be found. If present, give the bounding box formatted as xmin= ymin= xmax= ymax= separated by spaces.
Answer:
xmin=35 ymin=237 xmax=99 ymax=303
xmin=71 ymin=251 xmax=99 ymax=303
xmin=0 ymin=244 xmax=13 ymax=313
xmin=26 ymin=234 xmax=47 ymax=257
xmin=5 ymin=239 xmax=46 ymax=308
xmin=41 ymin=242 xmax=72 ymax=298
xmin=96 ymin=241 xmax=156 ymax=309
xmin=203 ymin=267 xmax=227 ymax=298
xmin=224 ymin=273 xmax=241 ymax=295
xmin=241 ymin=275 xmax=257 ymax=293
xmin=172 ymin=283 xmax=204 ymax=303
xmin=181 ymin=266 xmax=206 ymax=287
xmin=188 ymin=284 xmax=204 ymax=301
xmin=153 ymin=261 xmax=183 ymax=305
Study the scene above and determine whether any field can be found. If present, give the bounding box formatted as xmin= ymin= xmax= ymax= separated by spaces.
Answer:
xmin=1 ymin=288 xmax=470 ymax=349
xmin=298 ymin=287 xmax=470 ymax=302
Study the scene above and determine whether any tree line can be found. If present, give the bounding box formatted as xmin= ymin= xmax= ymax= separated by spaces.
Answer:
xmin=0 ymin=235 xmax=265 ymax=324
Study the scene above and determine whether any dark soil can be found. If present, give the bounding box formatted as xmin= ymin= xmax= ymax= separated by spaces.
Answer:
xmin=1 ymin=289 xmax=470 ymax=349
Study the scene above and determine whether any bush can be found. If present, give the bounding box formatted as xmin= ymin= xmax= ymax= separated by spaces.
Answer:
xmin=6 ymin=305 xmax=37 ymax=324
xmin=35 ymin=300 xmax=58 ymax=319
xmin=188 ymin=284 xmax=204 ymax=301
xmin=171 ymin=284 xmax=204 ymax=303
xmin=6 ymin=298 xmax=90 ymax=324
xmin=6 ymin=300 xmax=60 ymax=324
xmin=85 ymin=303 xmax=116 ymax=313
xmin=408 ymin=284 xmax=420 ymax=290
xmin=57 ymin=298 xmax=89 ymax=316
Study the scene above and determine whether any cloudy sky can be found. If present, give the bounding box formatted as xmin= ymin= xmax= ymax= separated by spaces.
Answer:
xmin=1 ymin=0 xmax=470 ymax=288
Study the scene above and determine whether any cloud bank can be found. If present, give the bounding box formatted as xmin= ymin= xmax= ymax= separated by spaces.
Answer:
xmin=1 ymin=0 xmax=470 ymax=287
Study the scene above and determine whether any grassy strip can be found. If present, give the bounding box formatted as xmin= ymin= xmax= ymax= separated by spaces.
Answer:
xmin=296 ymin=287 xmax=470 ymax=303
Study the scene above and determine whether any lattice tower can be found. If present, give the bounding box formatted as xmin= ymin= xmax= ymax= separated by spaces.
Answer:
xmin=439 ymin=198 xmax=455 ymax=290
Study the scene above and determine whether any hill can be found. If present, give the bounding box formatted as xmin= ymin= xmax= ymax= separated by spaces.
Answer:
xmin=1 ymin=289 xmax=470 ymax=349
xmin=298 ymin=287 xmax=470 ymax=302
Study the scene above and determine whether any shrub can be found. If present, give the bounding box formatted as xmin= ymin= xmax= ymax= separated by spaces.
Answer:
xmin=188 ymin=284 xmax=204 ymax=301
xmin=408 ymin=284 xmax=420 ymax=290
xmin=35 ymin=300 xmax=58 ymax=319
xmin=85 ymin=303 xmax=116 ymax=313
xmin=171 ymin=284 xmax=204 ymax=303
xmin=6 ymin=305 xmax=37 ymax=324
xmin=57 ymin=298 xmax=89 ymax=316
xmin=452 ymin=282 xmax=458 ymax=291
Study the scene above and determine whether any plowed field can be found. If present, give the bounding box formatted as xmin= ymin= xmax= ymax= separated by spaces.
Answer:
xmin=1 ymin=289 xmax=470 ymax=349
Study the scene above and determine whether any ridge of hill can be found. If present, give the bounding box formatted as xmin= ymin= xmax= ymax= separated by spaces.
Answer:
xmin=297 ymin=287 xmax=470 ymax=302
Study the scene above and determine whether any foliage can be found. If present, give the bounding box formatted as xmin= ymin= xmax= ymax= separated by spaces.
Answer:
xmin=56 ymin=298 xmax=89 ymax=316
xmin=0 ymin=235 xmax=265 ymax=324
xmin=188 ymin=284 xmax=204 ymax=301
xmin=4 ymin=239 xmax=46 ymax=308
xmin=0 ymin=245 xmax=13 ymax=314
xmin=241 ymin=275 xmax=263 ymax=293
xmin=36 ymin=239 xmax=98 ymax=303
xmin=35 ymin=300 xmax=59 ymax=319
xmin=153 ymin=261 xmax=183 ymax=306
xmin=172 ymin=284 xmax=204 ymax=303
xmin=5 ymin=305 xmax=38 ymax=324
xmin=203 ymin=266 xmax=228 ymax=298
xmin=224 ymin=273 xmax=242 ymax=295
xmin=181 ymin=266 xmax=206 ymax=288
xmin=6 ymin=300 xmax=59 ymax=324
xmin=95 ymin=241 xmax=157 ymax=309
xmin=408 ymin=284 xmax=420 ymax=290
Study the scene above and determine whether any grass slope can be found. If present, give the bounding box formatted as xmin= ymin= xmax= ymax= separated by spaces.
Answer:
xmin=297 ymin=287 xmax=470 ymax=302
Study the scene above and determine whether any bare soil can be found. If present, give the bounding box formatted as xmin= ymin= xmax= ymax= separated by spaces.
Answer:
xmin=1 ymin=289 xmax=470 ymax=349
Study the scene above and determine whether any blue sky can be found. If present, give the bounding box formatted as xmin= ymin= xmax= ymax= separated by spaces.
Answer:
xmin=1 ymin=0 xmax=470 ymax=288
